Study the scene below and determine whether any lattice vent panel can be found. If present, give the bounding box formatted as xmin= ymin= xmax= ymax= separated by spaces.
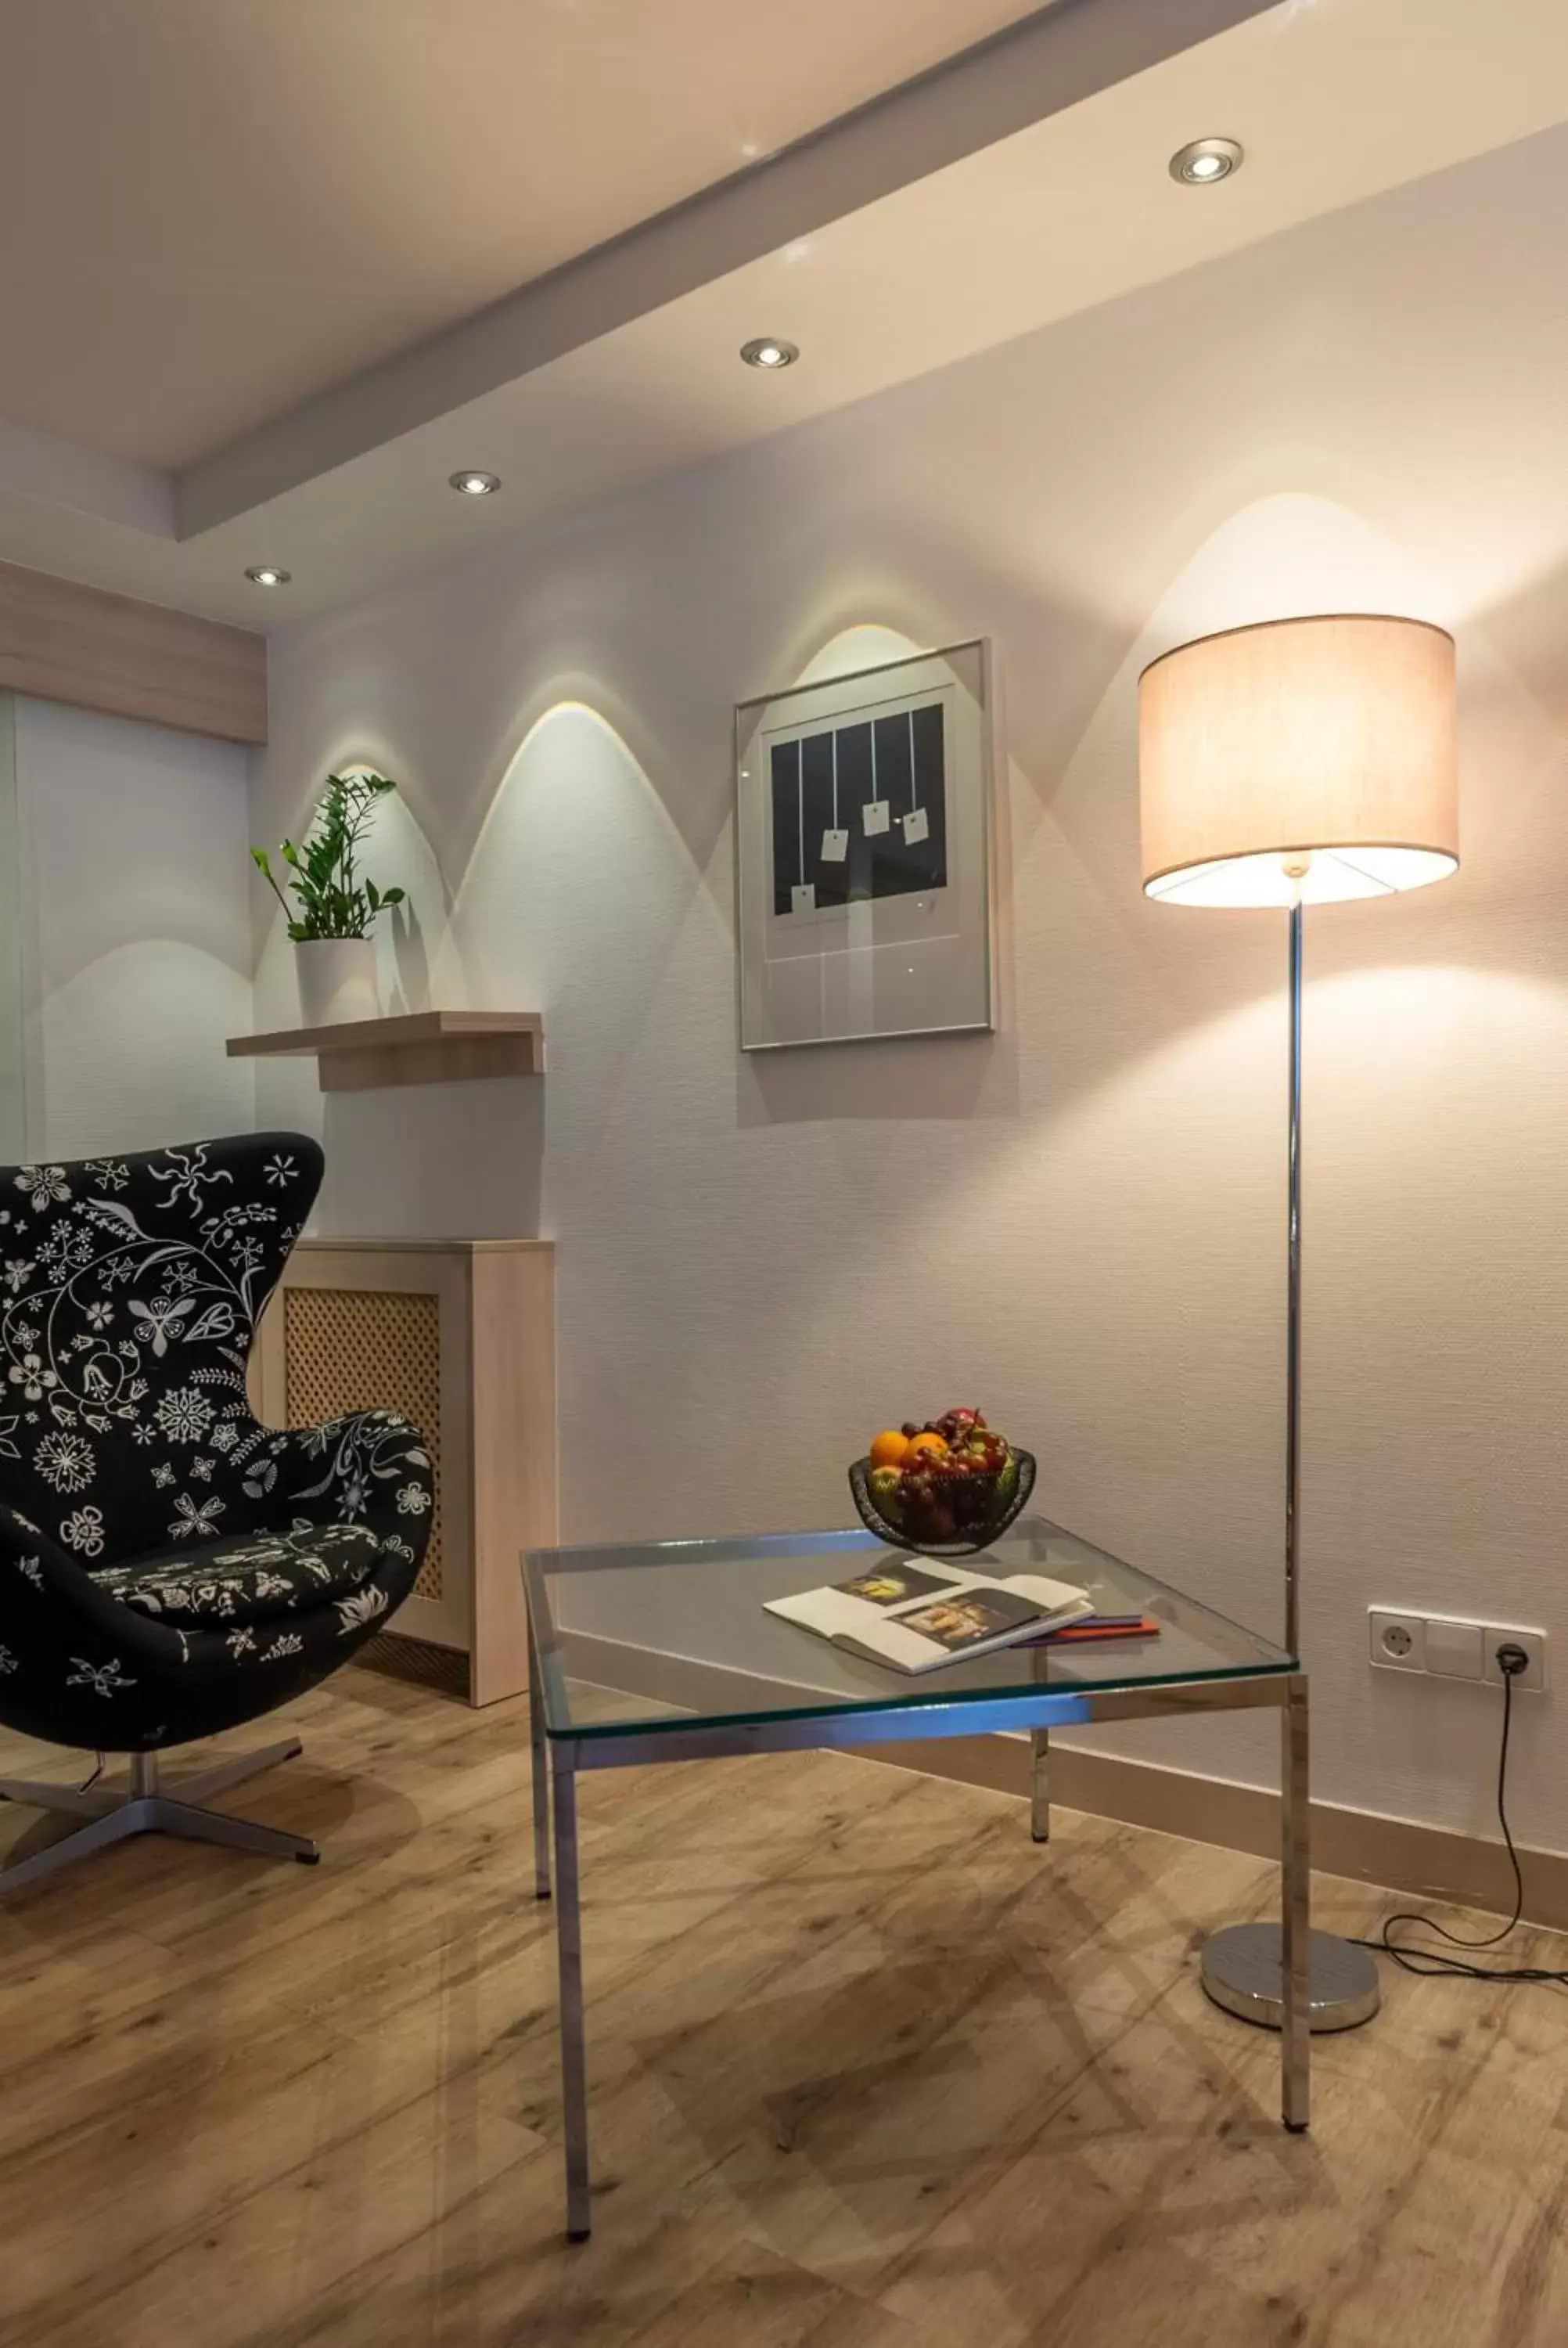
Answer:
xmin=283 ymin=1287 xmax=445 ymax=1604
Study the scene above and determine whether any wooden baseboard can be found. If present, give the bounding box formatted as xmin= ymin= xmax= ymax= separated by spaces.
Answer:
xmin=867 ymin=1732 xmax=1568 ymax=1932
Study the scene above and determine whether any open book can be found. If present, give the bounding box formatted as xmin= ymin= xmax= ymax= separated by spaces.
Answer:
xmin=765 ymin=1558 xmax=1093 ymax=1676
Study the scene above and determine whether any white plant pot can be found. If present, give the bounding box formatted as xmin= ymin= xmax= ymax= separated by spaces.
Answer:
xmin=296 ymin=937 xmax=378 ymax=1028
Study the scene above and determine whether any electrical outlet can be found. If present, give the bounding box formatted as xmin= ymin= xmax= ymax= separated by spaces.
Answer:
xmin=1369 ymin=1608 xmax=1548 ymax=1691
xmin=1369 ymin=1609 xmax=1424 ymax=1671
xmin=1483 ymin=1626 xmax=1548 ymax=1693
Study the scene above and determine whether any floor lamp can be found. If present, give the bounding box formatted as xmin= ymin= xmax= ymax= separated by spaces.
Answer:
xmin=1138 ymin=612 xmax=1459 ymax=2032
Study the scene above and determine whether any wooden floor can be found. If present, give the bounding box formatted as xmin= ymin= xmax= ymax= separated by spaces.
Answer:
xmin=2 ymin=1667 xmax=1566 ymax=2348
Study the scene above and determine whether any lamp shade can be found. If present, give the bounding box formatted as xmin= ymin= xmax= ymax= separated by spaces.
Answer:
xmin=1139 ymin=613 xmax=1458 ymax=908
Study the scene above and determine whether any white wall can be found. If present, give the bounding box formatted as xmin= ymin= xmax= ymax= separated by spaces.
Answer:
xmin=15 ymin=696 xmax=255 ymax=1157
xmin=254 ymin=123 xmax=1568 ymax=1854
xmin=0 ymin=697 xmax=27 ymax=1158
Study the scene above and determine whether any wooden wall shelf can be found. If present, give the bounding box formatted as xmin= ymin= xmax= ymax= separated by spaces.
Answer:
xmin=228 ymin=1010 xmax=544 ymax=1093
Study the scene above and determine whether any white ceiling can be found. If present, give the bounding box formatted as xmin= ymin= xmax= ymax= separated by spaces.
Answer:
xmin=2 ymin=0 xmax=1566 ymax=628
xmin=0 ymin=0 xmax=1044 ymax=467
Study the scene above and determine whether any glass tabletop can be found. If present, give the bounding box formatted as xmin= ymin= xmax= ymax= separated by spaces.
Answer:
xmin=523 ymin=1515 xmax=1293 ymax=1742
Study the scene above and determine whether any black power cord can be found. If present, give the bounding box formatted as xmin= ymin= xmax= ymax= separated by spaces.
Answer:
xmin=1354 ymin=1642 xmax=1568 ymax=1986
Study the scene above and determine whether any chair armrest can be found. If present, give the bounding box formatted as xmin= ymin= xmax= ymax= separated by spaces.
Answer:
xmin=0 ymin=1495 xmax=191 ymax=1683
xmin=246 ymin=1410 xmax=433 ymax=1548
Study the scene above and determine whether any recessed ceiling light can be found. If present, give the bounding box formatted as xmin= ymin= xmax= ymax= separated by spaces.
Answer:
xmin=244 ymin=565 xmax=290 ymax=586
xmin=448 ymin=470 xmax=502 ymax=496
xmin=1170 ymin=137 xmax=1243 ymax=185
xmin=740 ymin=337 xmax=798 ymax=370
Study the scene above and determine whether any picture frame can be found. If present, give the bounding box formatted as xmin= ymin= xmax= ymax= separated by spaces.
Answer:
xmin=734 ymin=637 xmax=996 ymax=1050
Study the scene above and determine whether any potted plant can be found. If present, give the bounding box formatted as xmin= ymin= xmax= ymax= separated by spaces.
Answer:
xmin=253 ymin=769 xmax=407 ymax=1026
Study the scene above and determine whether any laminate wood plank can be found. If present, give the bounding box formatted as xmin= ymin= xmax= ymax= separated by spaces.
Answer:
xmin=620 ymin=2236 xmax=894 ymax=2348
xmin=847 ymin=1973 xmax=1566 ymax=2348
xmin=5 ymin=1668 xmax=1568 ymax=2348
xmin=7 ymin=2045 xmax=543 ymax=2348
xmin=0 ymin=559 xmax=267 ymax=744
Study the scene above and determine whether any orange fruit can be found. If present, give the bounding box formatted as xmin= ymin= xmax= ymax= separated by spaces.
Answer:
xmin=906 ymin=1431 xmax=949 ymax=1462
xmin=869 ymin=1428 xmax=911 ymax=1470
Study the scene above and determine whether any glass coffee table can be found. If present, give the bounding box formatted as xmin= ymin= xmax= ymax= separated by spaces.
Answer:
xmin=523 ymin=1513 xmax=1307 ymax=2239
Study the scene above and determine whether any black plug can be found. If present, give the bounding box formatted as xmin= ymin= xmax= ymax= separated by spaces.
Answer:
xmin=1496 ymin=1642 xmax=1530 ymax=1678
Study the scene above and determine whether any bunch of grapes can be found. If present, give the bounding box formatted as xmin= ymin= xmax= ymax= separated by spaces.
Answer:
xmin=865 ymin=1407 xmax=1018 ymax=1546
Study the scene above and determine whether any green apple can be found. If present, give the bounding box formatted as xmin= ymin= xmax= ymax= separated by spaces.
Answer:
xmin=868 ymin=1465 xmax=904 ymax=1519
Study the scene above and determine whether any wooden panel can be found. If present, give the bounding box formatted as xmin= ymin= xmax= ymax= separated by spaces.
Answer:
xmin=255 ymin=1237 xmax=554 ymax=1702
xmin=268 ymin=1245 xmax=473 ymax=1658
xmin=318 ymin=1035 xmax=539 ymax=1092
xmin=0 ymin=559 xmax=267 ymax=744
xmin=469 ymin=1245 xmax=557 ymax=1707
xmin=282 ymin=1286 xmax=448 ymax=1610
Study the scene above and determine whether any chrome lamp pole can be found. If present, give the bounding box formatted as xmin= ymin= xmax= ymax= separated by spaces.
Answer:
xmin=1286 ymin=894 xmax=1304 ymax=1666
xmin=1199 ymin=893 xmax=1379 ymax=2030
xmin=1138 ymin=614 xmax=1461 ymax=2036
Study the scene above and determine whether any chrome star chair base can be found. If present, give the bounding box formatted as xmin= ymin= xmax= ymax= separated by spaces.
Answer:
xmin=0 ymin=1738 xmax=317 ymax=1893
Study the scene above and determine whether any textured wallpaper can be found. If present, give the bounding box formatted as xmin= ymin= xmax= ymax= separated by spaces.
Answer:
xmin=245 ymin=131 xmax=1568 ymax=1853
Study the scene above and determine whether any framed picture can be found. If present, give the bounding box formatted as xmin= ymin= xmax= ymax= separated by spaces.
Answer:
xmin=734 ymin=638 xmax=995 ymax=1050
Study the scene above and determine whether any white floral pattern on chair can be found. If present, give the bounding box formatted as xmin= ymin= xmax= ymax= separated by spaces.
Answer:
xmin=0 ymin=1135 xmax=431 ymax=1755
xmin=95 ymin=1520 xmax=383 ymax=1630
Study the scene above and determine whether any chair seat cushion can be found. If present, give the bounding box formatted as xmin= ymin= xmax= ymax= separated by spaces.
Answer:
xmin=92 ymin=1522 xmax=380 ymax=1630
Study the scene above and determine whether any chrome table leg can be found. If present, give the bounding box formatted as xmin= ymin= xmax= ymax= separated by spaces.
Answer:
xmin=528 ymin=1601 xmax=551 ymax=1901
xmin=1281 ymin=1675 xmax=1311 ymax=2130
xmin=552 ymin=1748 xmax=591 ymax=2240
xmin=1030 ymin=1727 xmax=1051 ymax=1843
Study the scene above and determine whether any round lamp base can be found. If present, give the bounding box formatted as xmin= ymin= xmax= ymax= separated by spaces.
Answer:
xmin=1200 ymin=1922 xmax=1380 ymax=2034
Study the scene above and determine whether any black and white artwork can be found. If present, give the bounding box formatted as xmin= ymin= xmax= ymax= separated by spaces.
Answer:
xmin=770 ymin=701 xmax=948 ymax=916
xmin=735 ymin=639 xmax=994 ymax=1050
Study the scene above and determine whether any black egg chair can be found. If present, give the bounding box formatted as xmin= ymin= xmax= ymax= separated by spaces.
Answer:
xmin=0 ymin=1133 xmax=431 ymax=1889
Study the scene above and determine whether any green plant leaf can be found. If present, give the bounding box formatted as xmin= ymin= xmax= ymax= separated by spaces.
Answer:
xmin=260 ymin=769 xmax=403 ymax=942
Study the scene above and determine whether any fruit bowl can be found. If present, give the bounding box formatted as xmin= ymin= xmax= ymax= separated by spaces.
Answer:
xmin=849 ymin=1447 xmax=1036 ymax=1558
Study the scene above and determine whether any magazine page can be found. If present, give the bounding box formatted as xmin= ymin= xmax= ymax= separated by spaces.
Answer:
xmin=852 ymin=1583 xmax=1051 ymax=1673
xmin=764 ymin=1560 xmax=985 ymax=1643
xmin=766 ymin=1561 xmax=1091 ymax=1673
